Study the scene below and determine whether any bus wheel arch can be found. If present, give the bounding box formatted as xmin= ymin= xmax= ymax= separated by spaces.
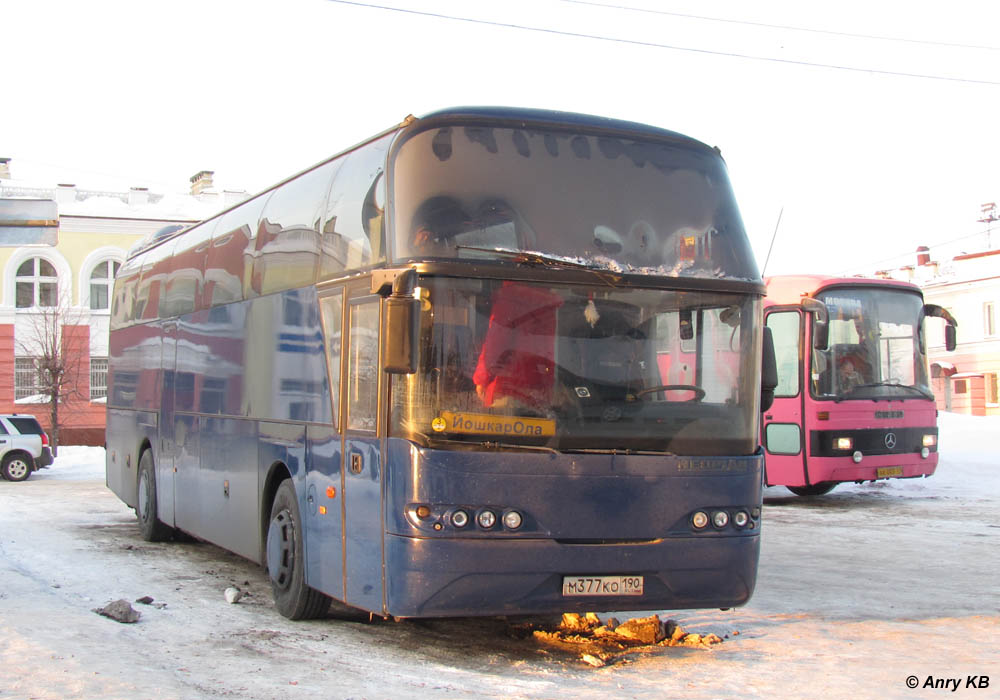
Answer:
xmin=136 ymin=447 xmax=174 ymax=541
xmin=264 ymin=476 xmax=331 ymax=619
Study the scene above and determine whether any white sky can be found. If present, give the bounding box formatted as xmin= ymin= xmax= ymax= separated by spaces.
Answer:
xmin=4 ymin=0 xmax=999 ymax=276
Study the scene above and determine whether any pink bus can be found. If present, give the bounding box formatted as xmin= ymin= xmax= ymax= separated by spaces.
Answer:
xmin=762 ymin=275 xmax=956 ymax=496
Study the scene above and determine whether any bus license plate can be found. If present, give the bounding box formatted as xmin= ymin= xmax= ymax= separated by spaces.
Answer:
xmin=562 ymin=575 xmax=644 ymax=597
xmin=877 ymin=467 xmax=903 ymax=478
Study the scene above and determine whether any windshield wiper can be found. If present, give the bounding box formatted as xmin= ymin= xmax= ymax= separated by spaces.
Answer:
xmin=477 ymin=440 xmax=560 ymax=455
xmin=847 ymin=382 xmax=934 ymax=400
xmin=454 ymin=246 xmax=600 ymax=271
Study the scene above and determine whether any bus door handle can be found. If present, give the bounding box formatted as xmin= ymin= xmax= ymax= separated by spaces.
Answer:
xmin=350 ymin=452 xmax=363 ymax=475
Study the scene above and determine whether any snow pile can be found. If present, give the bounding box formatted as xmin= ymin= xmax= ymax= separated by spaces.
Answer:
xmin=42 ymin=446 xmax=105 ymax=481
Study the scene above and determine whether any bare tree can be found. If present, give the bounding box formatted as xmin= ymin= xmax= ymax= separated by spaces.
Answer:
xmin=15 ymin=292 xmax=93 ymax=455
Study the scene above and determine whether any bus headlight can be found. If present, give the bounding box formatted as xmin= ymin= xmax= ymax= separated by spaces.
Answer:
xmin=922 ymin=434 xmax=937 ymax=447
xmin=712 ymin=511 xmax=729 ymax=528
xmin=502 ymin=510 xmax=522 ymax=530
xmin=835 ymin=437 xmax=853 ymax=451
xmin=451 ymin=509 xmax=469 ymax=528
xmin=921 ymin=447 xmax=930 ymax=459
xmin=733 ymin=511 xmax=749 ymax=528
xmin=852 ymin=451 xmax=863 ymax=464
xmin=477 ymin=510 xmax=496 ymax=529
xmin=692 ymin=511 xmax=709 ymax=529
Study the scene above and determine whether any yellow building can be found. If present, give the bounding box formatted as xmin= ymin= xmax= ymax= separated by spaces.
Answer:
xmin=0 ymin=164 xmax=246 ymax=445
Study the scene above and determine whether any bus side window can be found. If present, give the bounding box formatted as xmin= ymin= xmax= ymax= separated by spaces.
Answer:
xmin=253 ymin=161 xmax=338 ymax=297
xmin=765 ymin=311 xmax=801 ymax=397
xmin=208 ymin=192 xmax=272 ymax=308
xmin=347 ymin=298 xmax=380 ymax=431
xmin=321 ymin=135 xmax=391 ymax=278
xmin=160 ymin=221 xmax=215 ymax=319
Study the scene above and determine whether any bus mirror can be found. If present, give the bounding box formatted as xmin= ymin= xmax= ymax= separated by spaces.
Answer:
xmin=800 ymin=297 xmax=829 ymax=350
xmin=383 ymin=269 xmax=421 ymax=374
xmin=922 ymin=304 xmax=958 ymax=352
xmin=945 ymin=324 xmax=957 ymax=352
xmin=760 ymin=326 xmax=777 ymax=413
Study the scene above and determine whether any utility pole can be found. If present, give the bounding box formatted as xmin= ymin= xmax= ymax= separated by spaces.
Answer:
xmin=978 ymin=202 xmax=997 ymax=249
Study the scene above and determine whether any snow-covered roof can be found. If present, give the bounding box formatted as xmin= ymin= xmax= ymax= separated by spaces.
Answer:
xmin=0 ymin=179 xmax=249 ymax=223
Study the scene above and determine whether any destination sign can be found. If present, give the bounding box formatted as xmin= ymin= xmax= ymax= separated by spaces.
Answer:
xmin=434 ymin=411 xmax=556 ymax=437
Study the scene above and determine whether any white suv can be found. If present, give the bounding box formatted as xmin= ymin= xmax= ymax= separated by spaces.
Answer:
xmin=0 ymin=414 xmax=54 ymax=482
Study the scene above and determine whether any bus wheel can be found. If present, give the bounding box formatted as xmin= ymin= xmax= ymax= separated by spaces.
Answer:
xmin=2 ymin=453 xmax=33 ymax=482
xmin=266 ymin=480 xmax=331 ymax=620
xmin=787 ymin=482 xmax=837 ymax=497
xmin=137 ymin=450 xmax=174 ymax=541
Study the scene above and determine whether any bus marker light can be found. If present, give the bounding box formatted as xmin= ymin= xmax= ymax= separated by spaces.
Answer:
xmin=852 ymin=451 xmax=863 ymax=463
xmin=922 ymin=434 xmax=937 ymax=447
xmin=733 ymin=511 xmax=749 ymax=528
xmin=319 ymin=505 xmax=327 ymax=515
xmin=921 ymin=447 xmax=930 ymax=459
xmin=835 ymin=437 xmax=853 ymax=450
xmin=326 ymin=486 xmax=336 ymax=499
xmin=503 ymin=510 xmax=522 ymax=530
xmin=477 ymin=510 xmax=496 ymax=529
xmin=817 ymin=411 xmax=830 ymax=420
xmin=692 ymin=511 xmax=709 ymax=529
xmin=751 ymin=507 xmax=761 ymax=519
xmin=712 ymin=511 xmax=729 ymax=528
xmin=452 ymin=510 xmax=469 ymax=528
xmin=416 ymin=505 xmax=431 ymax=519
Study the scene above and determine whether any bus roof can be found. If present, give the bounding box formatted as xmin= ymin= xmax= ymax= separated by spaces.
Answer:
xmin=764 ymin=274 xmax=922 ymax=305
xmin=412 ymin=106 xmax=719 ymax=152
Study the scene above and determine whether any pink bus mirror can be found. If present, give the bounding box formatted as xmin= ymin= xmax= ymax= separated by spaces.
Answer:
xmin=945 ymin=324 xmax=957 ymax=352
xmin=800 ymin=297 xmax=829 ymax=350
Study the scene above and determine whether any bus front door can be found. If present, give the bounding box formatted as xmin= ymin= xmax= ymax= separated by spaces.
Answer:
xmin=762 ymin=310 xmax=807 ymax=486
xmin=342 ymin=295 xmax=384 ymax=613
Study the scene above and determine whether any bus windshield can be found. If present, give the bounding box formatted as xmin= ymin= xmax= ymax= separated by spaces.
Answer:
xmin=390 ymin=277 xmax=761 ymax=455
xmin=811 ymin=287 xmax=932 ymax=401
xmin=391 ymin=124 xmax=757 ymax=281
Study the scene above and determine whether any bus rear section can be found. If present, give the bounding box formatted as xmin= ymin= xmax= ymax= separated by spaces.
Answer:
xmin=763 ymin=275 xmax=956 ymax=496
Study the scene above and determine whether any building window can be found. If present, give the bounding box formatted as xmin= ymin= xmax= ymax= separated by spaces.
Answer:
xmin=987 ymin=373 xmax=999 ymax=406
xmin=14 ymin=357 xmax=43 ymax=400
xmin=90 ymin=358 xmax=109 ymax=400
xmin=954 ymin=379 xmax=967 ymax=394
xmin=90 ymin=260 xmax=121 ymax=310
xmin=16 ymin=258 xmax=58 ymax=308
xmin=985 ymin=302 xmax=996 ymax=337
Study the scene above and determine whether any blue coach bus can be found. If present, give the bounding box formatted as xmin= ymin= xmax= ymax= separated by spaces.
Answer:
xmin=106 ymin=107 xmax=774 ymax=619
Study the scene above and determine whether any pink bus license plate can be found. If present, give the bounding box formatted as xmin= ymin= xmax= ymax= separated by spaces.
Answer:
xmin=562 ymin=575 xmax=644 ymax=596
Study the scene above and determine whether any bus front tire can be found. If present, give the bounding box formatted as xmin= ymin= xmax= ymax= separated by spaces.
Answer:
xmin=266 ymin=479 xmax=331 ymax=620
xmin=137 ymin=450 xmax=174 ymax=541
xmin=787 ymin=482 xmax=837 ymax=497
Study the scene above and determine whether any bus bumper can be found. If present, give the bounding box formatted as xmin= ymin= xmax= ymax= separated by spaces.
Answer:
xmin=812 ymin=452 xmax=938 ymax=484
xmin=383 ymin=532 xmax=759 ymax=618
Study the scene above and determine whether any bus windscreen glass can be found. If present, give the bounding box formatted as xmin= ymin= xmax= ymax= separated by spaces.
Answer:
xmin=390 ymin=278 xmax=761 ymax=455
xmin=812 ymin=287 xmax=932 ymax=401
xmin=391 ymin=125 xmax=758 ymax=282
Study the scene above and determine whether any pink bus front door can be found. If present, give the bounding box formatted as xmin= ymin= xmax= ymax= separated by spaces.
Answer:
xmin=762 ymin=393 xmax=806 ymax=487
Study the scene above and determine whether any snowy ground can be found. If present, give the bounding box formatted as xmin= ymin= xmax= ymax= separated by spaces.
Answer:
xmin=1 ymin=413 xmax=997 ymax=699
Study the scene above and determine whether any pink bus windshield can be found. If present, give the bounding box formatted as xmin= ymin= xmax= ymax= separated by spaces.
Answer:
xmin=810 ymin=287 xmax=932 ymax=402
